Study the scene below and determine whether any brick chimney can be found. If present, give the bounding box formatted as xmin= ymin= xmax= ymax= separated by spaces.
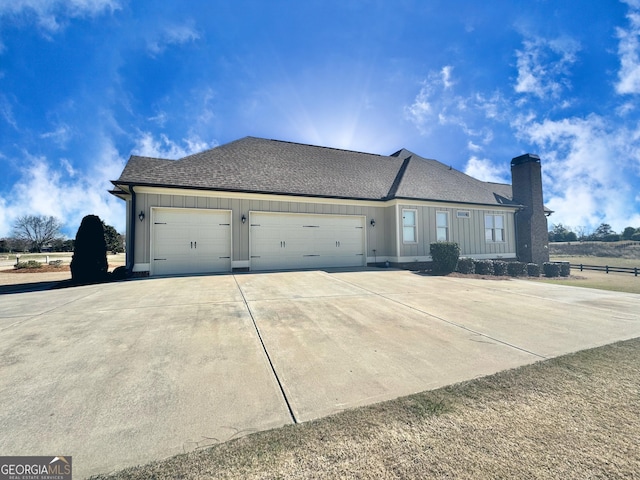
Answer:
xmin=511 ymin=153 xmax=549 ymax=266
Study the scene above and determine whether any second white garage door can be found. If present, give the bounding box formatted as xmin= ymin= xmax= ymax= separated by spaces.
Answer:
xmin=250 ymin=212 xmax=366 ymax=271
xmin=151 ymin=208 xmax=232 ymax=276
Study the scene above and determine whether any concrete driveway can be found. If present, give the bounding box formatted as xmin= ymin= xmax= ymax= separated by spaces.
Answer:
xmin=1 ymin=269 xmax=639 ymax=478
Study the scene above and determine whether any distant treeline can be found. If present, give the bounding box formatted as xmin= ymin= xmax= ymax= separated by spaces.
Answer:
xmin=549 ymin=223 xmax=640 ymax=243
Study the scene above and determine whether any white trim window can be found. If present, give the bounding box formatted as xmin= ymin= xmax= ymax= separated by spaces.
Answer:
xmin=485 ymin=214 xmax=505 ymax=242
xmin=402 ymin=209 xmax=417 ymax=243
xmin=436 ymin=211 xmax=449 ymax=242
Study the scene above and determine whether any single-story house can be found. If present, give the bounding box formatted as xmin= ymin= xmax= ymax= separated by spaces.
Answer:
xmin=110 ymin=136 xmax=551 ymax=276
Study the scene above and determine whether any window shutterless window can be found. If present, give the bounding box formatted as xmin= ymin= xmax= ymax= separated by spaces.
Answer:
xmin=436 ymin=211 xmax=449 ymax=242
xmin=485 ymin=214 xmax=505 ymax=242
xmin=402 ymin=209 xmax=417 ymax=243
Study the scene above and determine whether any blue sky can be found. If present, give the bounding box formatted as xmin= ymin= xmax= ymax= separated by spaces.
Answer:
xmin=1 ymin=0 xmax=640 ymax=237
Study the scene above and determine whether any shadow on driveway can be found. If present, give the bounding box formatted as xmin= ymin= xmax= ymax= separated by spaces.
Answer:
xmin=0 ymin=277 xmax=126 ymax=295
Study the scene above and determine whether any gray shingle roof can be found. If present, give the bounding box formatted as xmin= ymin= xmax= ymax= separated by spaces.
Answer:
xmin=112 ymin=136 xmax=520 ymax=207
xmin=393 ymin=151 xmax=517 ymax=206
xmin=117 ymin=155 xmax=175 ymax=183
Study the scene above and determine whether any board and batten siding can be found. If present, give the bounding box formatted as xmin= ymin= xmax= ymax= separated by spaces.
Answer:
xmin=133 ymin=192 xmax=390 ymax=267
xmin=398 ymin=204 xmax=517 ymax=259
xmin=129 ymin=189 xmax=518 ymax=272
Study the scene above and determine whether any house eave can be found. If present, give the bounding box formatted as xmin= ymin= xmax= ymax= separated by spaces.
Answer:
xmin=110 ymin=180 xmax=388 ymax=203
xmin=110 ymin=180 xmax=528 ymax=211
xmin=390 ymin=196 xmax=522 ymax=210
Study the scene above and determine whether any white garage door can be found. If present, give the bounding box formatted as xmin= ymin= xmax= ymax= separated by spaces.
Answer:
xmin=250 ymin=212 xmax=366 ymax=271
xmin=151 ymin=208 xmax=231 ymax=276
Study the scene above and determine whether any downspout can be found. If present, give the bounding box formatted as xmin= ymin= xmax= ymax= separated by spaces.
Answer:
xmin=514 ymin=205 xmax=523 ymax=262
xmin=128 ymin=185 xmax=137 ymax=274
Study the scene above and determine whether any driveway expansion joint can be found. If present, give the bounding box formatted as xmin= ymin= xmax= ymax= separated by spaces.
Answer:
xmin=233 ymin=275 xmax=298 ymax=424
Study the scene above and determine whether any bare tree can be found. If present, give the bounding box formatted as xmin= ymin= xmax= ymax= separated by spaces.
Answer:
xmin=11 ymin=215 xmax=64 ymax=252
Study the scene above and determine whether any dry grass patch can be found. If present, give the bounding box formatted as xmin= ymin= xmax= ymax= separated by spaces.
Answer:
xmin=540 ymin=270 xmax=640 ymax=294
xmin=91 ymin=338 xmax=640 ymax=479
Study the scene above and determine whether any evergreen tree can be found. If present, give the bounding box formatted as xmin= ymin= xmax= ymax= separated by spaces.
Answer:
xmin=103 ymin=222 xmax=124 ymax=253
xmin=70 ymin=215 xmax=109 ymax=284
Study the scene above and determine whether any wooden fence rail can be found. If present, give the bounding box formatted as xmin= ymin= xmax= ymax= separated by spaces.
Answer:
xmin=571 ymin=264 xmax=639 ymax=276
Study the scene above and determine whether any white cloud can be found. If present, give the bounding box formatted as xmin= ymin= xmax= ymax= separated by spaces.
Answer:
xmin=404 ymin=28 xmax=640 ymax=233
xmin=405 ymin=67 xmax=459 ymax=134
xmin=467 ymin=141 xmax=482 ymax=153
xmin=148 ymin=111 xmax=168 ymax=127
xmin=60 ymin=158 xmax=76 ymax=177
xmin=514 ymin=36 xmax=580 ymax=99
xmin=472 ymin=92 xmax=508 ymax=121
xmin=132 ymin=131 xmax=216 ymax=159
xmin=406 ymin=71 xmax=509 ymax=141
xmin=0 ymin=94 xmax=18 ymax=130
xmin=616 ymin=101 xmax=635 ymax=115
xmin=405 ymin=76 xmax=501 ymax=168
xmin=40 ymin=122 xmax=72 ymax=147
xmin=0 ymin=0 xmax=120 ymax=33
xmin=0 ymin=140 xmax=126 ymax=237
xmin=464 ymin=156 xmax=509 ymax=183
xmin=404 ymin=82 xmax=434 ymax=134
xmin=514 ymin=114 xmax=640 ymax=231
xmin=616 ymin=4 xmax=640 ymax=94
xmin=147 ymin=22 xmax=200 ymax=56
xmin=441 ymin=65 xmax=454 ymax=89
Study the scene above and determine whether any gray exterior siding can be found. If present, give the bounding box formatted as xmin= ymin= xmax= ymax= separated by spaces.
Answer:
xmin=128 ymin=190 xmax=518 ymax=272
xmin=133 ymin=192 xmax=390 ymax=267
xmin=398 ymin=204 xmax=516 ymax=259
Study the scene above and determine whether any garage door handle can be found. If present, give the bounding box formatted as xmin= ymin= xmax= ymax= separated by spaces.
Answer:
xmin=194 ymin=241 xmax=197 ymax=249
xmin=190 ymin=241 xmax=193 ymax=249
xmin=280 ymin=241 xmax=286 ymax=248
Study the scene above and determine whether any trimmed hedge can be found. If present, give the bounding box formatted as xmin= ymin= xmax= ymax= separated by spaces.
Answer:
xmin=507 ymin=261 xmax=527 ymax=277
xmin=430 ymin=242 xmax=460 ymax=275
xmin=444 ymin=258 xmax=542 ymax=278
xmin=15 ymin=260 xmax=42 ymax=270
xmin=559 ymin=261 xmax=570 ymax=277
xmin=543 ymin=262 xmax=561 ymax=277
xmin=474 ymin=260 xmax=494 ymax=275
xmin=456 ymin=257 xmax=475 ymax=274
xmin=493 ymin=260 xmax=508 ymax=276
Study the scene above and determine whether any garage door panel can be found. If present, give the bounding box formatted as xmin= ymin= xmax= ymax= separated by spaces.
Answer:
xmin=152 ymin=208 xmax=231 ymax=276
xmin=250 ymin=212 xmax=365 ymax=271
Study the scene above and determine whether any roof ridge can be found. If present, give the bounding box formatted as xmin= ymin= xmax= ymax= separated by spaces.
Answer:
xmin=264 ymin=137 xmax=386 ymax=157
xmin=129 ymin=154 xmax=175 ymax=162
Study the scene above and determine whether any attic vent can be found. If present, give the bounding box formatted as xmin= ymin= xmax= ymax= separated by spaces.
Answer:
xmin=456 ymin=210 xmax=470 ymax=218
